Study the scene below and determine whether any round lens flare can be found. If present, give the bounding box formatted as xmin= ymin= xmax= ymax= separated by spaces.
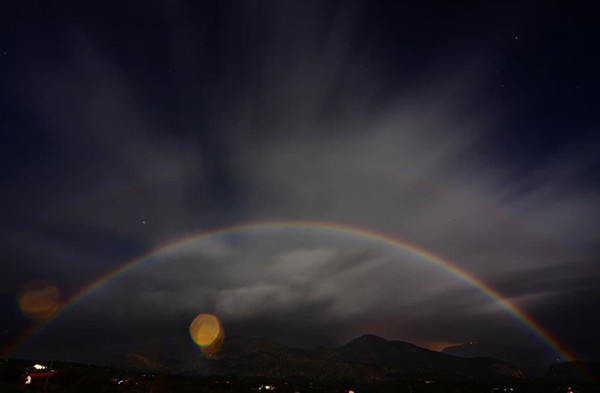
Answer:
xmin=18 ymin=280 xmax=61 ymax=321
xmin=189 ymin=313 xmax=225 ymax=355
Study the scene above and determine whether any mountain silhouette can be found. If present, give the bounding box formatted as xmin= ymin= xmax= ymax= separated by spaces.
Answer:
xmin=113 ymin=334 xmax=524 ymax=380
xmin=441 ymin=341 xmax=557 ymax=376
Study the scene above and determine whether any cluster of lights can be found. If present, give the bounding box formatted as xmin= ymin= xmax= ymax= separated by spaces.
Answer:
xmin=491 ymin=388 xmax=514 ymax=393
xmin=32 ymin=364 xmax=47 ymax=370
xmin=258 ymin=384 xmax=276 ymax=391
xmin=111 ymin=377 xmax=136 ymax=386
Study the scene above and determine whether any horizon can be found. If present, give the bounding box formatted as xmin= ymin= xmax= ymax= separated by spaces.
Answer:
xmin=5 ymin=331 xmax=597 ymax=384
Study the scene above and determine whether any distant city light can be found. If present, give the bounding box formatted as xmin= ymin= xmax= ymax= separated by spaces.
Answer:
xmin=33 ymin=364 xmax=47 ymax=370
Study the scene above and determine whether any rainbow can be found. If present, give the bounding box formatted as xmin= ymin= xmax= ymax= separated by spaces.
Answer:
xmin=5 ymin=220 xmax=577 ymax=364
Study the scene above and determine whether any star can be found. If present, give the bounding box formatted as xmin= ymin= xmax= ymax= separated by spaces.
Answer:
xmin=142 ymin=220 xmax=146 ymax=225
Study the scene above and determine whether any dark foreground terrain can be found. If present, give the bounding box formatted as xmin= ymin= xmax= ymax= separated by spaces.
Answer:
xmin=3 ymin=335 xmax=598 ymax=392
xmin=1 ymin=358 xmax=598 ymax=393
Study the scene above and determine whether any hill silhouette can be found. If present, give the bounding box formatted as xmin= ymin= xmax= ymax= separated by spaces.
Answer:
xmin=110 ymin=334 xmax=524 ymax=380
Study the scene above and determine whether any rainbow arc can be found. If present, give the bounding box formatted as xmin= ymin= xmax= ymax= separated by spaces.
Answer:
xmin=5 ymin=220 xmax=577 ymax=364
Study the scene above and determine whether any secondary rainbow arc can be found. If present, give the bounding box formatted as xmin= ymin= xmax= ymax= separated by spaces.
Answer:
xmin=5 ymin=219 xmax=577 ymax=363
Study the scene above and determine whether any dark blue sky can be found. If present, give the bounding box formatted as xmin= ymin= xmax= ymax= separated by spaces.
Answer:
xmin=1 ymin=0 xmax=599 ymax=371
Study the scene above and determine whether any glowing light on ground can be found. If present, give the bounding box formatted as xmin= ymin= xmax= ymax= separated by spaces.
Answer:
xmin=426 ymin=340 xmax=472 ymax=352
xmin=189 ymin=313 xmax=225 ymax=355
xmin=18 ymin=280 xmax=60 ymax=321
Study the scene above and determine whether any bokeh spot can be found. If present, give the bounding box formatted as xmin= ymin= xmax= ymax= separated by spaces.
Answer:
xmin=189 ymin=313 xmax=225 ymax=355
xmin=18 ymin=280 xmax=61 ymax=321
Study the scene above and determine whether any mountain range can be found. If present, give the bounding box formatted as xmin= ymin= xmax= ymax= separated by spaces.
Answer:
xmin=441 ymin=341 xmax=560 ymax=376
xmin=114 ymin=334 xmax=524 ymax=381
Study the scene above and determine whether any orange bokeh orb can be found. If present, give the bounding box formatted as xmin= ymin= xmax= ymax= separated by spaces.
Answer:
xmin=189 ymin=313 xmax=225 ymax=355
xmin=18 ymin=280 xmax=61 ymax=321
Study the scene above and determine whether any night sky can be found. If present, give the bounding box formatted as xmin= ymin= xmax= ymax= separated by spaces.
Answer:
xmin=2 ymin=0 xmax=600 ymax=370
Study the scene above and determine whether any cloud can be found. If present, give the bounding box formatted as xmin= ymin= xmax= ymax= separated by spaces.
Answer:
xmin=216 ymin=284 xmax=296 ymax=320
